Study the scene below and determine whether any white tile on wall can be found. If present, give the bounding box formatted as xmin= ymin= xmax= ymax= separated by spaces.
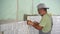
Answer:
xmin=51 ymin=16 xmax=60 ymax=34
xmin=0 ymin=16 xmax=60 ymax=34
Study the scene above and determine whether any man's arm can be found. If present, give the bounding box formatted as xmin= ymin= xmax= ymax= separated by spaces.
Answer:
xmin=27 ymin=20 xmax=43 ymax=30
xmin=32 ymin=22 xmax=43 ymax=30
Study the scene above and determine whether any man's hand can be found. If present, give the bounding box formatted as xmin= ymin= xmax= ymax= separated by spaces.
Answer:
xmin=27 ymin=20 xmax=43 ymax=30
xmin=33 ymin=21 xmax=39 ymax=25
xmin=27 ymin=20 xmax=34 ymax=25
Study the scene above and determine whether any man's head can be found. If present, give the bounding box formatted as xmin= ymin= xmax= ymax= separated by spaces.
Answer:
xmin=37 ymin=3 xmax=49 ymax=16
xmin=38 ymin=8 xmax=47 ymax=16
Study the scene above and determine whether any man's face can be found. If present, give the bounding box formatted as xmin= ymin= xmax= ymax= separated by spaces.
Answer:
xmin=38 ymin=8 xmax=46 ymax=16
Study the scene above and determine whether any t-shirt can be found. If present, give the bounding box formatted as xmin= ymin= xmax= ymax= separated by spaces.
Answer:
xmin=39 ymin=14 xmax=52 ymax=33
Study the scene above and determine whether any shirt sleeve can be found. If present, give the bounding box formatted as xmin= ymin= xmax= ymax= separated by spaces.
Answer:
xmin=39 ymin=15 xmax=49 ymax=27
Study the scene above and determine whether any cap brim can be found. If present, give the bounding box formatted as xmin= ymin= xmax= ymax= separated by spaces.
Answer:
xmin=38 ymin=8 xmax=49 ymax=9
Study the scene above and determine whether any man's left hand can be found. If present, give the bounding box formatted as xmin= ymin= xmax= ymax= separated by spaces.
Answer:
xmin=27 ymin=20 xmax=34 ymax=25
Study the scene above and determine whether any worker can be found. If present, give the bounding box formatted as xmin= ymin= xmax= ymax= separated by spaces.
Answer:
xmin=27 ymin=3 xmax=53 ymax=34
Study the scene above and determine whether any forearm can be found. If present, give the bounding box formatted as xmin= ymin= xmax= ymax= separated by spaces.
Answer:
xmin=32 ymin=23 xmax=43 ymax=30
xmin=27 ymin=20 xmax=43 ymax=30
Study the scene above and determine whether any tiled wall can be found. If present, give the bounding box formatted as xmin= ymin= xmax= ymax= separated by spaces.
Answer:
xmin=51 ymin=16 xmax=60 ymax=34
xmin=0 ymin=16 xmax=60 ymax=34
xmin=0 ymin=21 xmax=39 ymax=34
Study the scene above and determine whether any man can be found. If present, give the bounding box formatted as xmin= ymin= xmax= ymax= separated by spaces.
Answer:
xmin=27 ymin=3 xmax=53 ymax=34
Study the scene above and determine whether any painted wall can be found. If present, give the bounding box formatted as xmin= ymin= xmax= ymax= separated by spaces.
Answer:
xmin=18 ymin=0 xmax=33 ymax=21
xmin=0 ymin=0 xmax=17 ymax=20
xmin=38 ymin=0 xmax=60 ymax=15
xmin=0 ymin=0 xmax=60 ymax=21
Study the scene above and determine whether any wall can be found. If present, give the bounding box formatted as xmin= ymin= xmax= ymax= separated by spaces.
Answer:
xmin=18 ymin=0 xmax=33 ymax=21
xmin=39 ymin=0 xmax=60 ymax=15
xmin=0 ymin=0 xmax=17 ymax=20
xmin=0 ymin=0 xmax=60 ymax=21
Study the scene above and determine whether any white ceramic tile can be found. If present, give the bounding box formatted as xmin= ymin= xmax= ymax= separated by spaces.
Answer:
xmin=0 ymin=16 xmax=60 ymax=34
